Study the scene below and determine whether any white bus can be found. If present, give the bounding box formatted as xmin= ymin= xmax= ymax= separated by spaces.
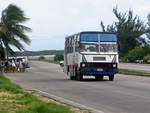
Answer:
xmin=64 ymin=31 xmax=118 ymax=81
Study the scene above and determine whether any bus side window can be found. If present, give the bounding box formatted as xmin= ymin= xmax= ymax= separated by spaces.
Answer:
xmin=67 ymin=47 xmax=68 ymax=53
xmin=71 ymin=37 xmax=74 ymax=53
xmin=67 ymin=46 xmax=69 ymax=53
xmin=70 ymin=46 xmax=72 ymax=53
xmin=75 ymin=42 xmax=79 ymax=52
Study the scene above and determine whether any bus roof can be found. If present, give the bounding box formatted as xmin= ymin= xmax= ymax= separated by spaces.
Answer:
xmin=80 ymin=31 xmax=117 ymax=34
xmin=65 ymin=31 xmax=117 ymax=38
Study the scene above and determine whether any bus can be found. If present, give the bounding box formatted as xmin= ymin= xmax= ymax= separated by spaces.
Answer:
xmin=64 ymin=31 xmax=118 ymax=81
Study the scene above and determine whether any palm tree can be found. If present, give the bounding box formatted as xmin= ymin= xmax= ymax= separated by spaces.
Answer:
xmin=0 ymin=4 xmax=31 ymax=60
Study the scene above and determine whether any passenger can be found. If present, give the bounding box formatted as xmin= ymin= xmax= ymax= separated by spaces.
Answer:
xmin=19 ymin=61 xmax=23 ymax=72
xmin=7 ymin=61 xmax=12 ymax=71
xmin=16 ymin=61 xmax=20 ymax=71
xmin=22 ymin=58 xmax=26 ymax=71
xmin=5 ymin=61 xmax=8 ymax=70
xmin=11 ymin=60 xmax=16 ymax=72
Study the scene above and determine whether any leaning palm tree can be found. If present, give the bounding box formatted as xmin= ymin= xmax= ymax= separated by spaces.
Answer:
xmin=0 ymin=4 xmax=31 ymax=60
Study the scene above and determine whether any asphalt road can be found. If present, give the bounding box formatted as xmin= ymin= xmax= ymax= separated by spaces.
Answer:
xmin=119 ymin=63 xmax=150 ymax=73
xmin=5 ymin=61 xmax=150 ymax=113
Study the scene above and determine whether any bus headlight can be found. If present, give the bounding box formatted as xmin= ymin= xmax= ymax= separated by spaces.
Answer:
xmin=82 ymin=63 xmax=86 ymax=67
xmin=113 ymin=64 xmax=116 ymax=68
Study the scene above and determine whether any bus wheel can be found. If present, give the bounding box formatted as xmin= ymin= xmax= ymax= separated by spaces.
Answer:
xmin=109 ymin=75 xmax=114 ymax=81
xmin=74 ymin=70 xmax=78 ymax=80
xmin=95 ymin=76 xmax=103 ymax=81
xmin=77 ymin=73 xmax=83 ymax=81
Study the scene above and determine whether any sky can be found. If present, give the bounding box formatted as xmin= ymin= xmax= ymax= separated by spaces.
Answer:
xmin=0 ymin=0 xmax=150 ymax=51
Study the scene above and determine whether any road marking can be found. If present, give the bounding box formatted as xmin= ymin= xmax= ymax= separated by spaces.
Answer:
xmin=34 ymin=88 xmax=105 ymax=113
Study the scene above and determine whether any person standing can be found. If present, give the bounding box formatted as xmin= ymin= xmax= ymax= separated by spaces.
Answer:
xmin=22 ymin=58 xmax=26 ymax=71
xmin=11 ymin=60 xmax=16 ymax=72
xmin=19 ymin=61 xmax=23 ymax=72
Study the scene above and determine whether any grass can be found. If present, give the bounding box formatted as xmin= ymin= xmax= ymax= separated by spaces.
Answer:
xmin=0 ymin=75 xmax=73 ymax=113
xmin=119 ymin=69 xmax=150 ymax=77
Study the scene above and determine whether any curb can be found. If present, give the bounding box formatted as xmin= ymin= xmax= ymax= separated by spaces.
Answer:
xmin=31 ymin=88 xmax=105 ymax=113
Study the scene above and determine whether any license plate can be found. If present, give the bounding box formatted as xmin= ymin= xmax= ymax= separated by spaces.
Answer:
xmin=97 ymin=68 xmax=103 ymax=72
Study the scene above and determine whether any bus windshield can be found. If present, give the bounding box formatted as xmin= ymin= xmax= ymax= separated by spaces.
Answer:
xmin=80 ymin=43 xmax=117 ymax=52
xmin=100 ymin=44 xmax=117 ymax=52
xmin=80 ymin=43 xmax=98 ymax=52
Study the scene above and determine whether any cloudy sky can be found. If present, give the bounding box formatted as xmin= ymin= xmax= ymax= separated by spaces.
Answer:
xmin=0 ymin=0 xmax=150 ymax=51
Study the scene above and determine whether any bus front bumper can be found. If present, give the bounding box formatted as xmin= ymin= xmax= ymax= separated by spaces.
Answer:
xmin=79 ymin=62 xmax=118 ymax=76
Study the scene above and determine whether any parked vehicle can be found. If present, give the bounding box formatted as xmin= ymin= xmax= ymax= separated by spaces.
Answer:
xmin=6 ymin=56 xmax=30 ymax=69
xmin=16 ymin=57 xmax=30 ymax=68
xmin=64 ymin=31 xmax=118 ymax=81
xmin=59 ymin=61 xmax=64 ymax=67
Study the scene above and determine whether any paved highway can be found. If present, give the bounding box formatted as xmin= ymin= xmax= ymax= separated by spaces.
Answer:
xmin=5 ymin=61 xmax=150 ymax=113
xmin=119 ymin=63 xmax=150 ymax=73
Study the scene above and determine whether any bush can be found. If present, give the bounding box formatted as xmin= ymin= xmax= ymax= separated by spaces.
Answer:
xmin=54 ymin=54 xmax=64 ymax=61
xmin=143 ymin=55 xmax=150 ymax=63
xmin=123 ymin=47 xmax=150 ymax=62
xmin=38 ymin=56 xmax=45 ymax=60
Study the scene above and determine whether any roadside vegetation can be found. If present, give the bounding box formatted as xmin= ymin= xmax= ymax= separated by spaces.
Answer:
xmin=0 ymin=75 xmax=73 ymax=113
xmin=122 ymin=47 xmax=150 ymax=63
xmin=37 ymin=57 xmax=59 ymax=64
xmin=119 ymin=69 xmax=150 ymax=77
xmin=31 ymin=54 xmax=64 ymax=64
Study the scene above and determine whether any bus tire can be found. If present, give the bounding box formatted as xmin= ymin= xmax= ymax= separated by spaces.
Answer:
xmin=70 ymin=76 xmax=75 ymax=80
xmin=74 ymin=69 xmax=78 ymax=80
xmin=109 ymin=75 xmax=114 ymax=81
xmin=95 ymin=76 xmax=103 ymax=81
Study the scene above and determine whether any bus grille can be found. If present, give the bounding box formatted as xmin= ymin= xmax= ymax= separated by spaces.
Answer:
xmin=93 ymin=57 xmax=106 ymax=61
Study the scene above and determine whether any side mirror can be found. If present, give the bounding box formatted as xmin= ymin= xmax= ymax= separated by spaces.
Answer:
xmin=59 ymin=61 xmax=64 ymax=67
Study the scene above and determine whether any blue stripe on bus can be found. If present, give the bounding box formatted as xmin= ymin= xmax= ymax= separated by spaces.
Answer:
xmin=80 ymin=33 xmax=117 ymax=42
xmin=80 ymin=72 xmax=117 ymax=75
xmin=80 ymin=33 xmax=98 ymax=42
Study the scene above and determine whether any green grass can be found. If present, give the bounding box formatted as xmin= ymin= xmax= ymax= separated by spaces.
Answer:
xmin=0 ymin=110 xmax=7 ymax=113
xmin=119 ymin=69 xmax=150 ymax=77
xmin=0 ymin=75 xmax=22 ymax=93
xmin=0 ymin=75 xmax=73 ymax=113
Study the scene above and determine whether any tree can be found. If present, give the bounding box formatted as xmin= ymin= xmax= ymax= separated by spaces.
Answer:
xmin=100 ymin=8 xmax=148 ymax=56
xmin=146 ymin=13 xmax=150 ymax=44
xmin=0 ymin=4 xmax=31 ymax=60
